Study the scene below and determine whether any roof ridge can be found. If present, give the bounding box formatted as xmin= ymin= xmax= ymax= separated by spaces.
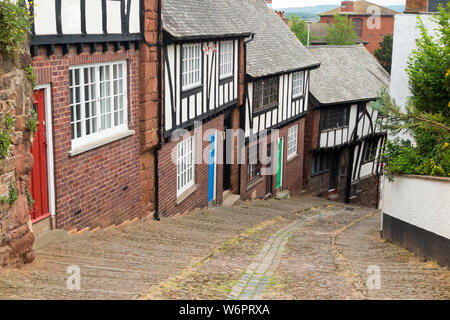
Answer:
xmin=308 ymin=44 xmax=365 ymax=49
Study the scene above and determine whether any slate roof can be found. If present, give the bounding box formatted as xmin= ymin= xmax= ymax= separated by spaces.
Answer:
xmin=307 ymin=44 xmax=390 ymax=105
xmin=162 ymin=0 xmax=253 ymax=39
xmin=319 ymin=0 xmax=399 ymax=16
xmin=163 ymin=0 xmax=319 ymax=78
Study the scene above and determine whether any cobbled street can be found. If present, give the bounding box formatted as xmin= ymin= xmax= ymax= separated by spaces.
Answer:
xmin=0 ymin=197 xmax=448 ymax=300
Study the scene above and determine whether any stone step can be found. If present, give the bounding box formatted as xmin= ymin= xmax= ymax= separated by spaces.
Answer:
xmin=275 ymin=190 xmax=290 ymax=200
xmin=222 ymin=191 xmax=240 ymax=208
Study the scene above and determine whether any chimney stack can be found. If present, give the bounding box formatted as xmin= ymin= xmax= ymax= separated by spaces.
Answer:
xmin=266 ymin=0 xmax=273 ymax=9
xmin=341 ymin=1 xmax=354 ymax=13
xmin=405 ymin=0 xmax=429 ymax=13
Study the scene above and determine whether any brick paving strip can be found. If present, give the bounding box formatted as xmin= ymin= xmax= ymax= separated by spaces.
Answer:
xmin=228 ymin=208 xmax=350 ymax=300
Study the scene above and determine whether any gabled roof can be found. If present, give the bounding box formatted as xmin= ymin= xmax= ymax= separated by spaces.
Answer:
xmin=308 ymin=44 xmax=390 ymax=105
xmin=162 ymin=0 xmax=253 ymax=40
xmin=241 ymin=0 xmax=319 ymax=78
xmin=163 ymin=0 xmax=319 ymax=78
xmin=319 ymin=0 xmax=400 ymax=16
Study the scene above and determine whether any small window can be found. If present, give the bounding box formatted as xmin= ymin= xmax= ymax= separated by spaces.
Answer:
xmin=287 ymin=125 xmax=298 ymax=160
xmin=69 ymin=61 xmax=127 ymax=148
xmin=182 ymin=43 xmax=202 ymax=90
xmin=353 ymin=18 xmax=363 ymax=38
xmin=320 ymin=106 xmax=350 ymax=131
xmin=311 ymin=152 xmax=331 ymax=176
xmin=253 ymin=77 xmax=279 ymax=111
xmin=177 ymin=135 xmax=195 ymax=196
xmin=247 ymin=143 xmax=261 ymax=181
xmin=363 ymin=139 xmax=378 ymax=163
xmin=219 ymin=40 xmax=233 ymax=79
xmin=292 ymin=71 xmax=304 ymax=98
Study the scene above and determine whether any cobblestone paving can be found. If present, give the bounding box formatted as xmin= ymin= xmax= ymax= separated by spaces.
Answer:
xmin=0 ymin=196 xmax=448 ymax=300
xmin=227 ymin=207 xmax=349 ymax=300
xmin=0 ymin=197 xmax=330 ymax=300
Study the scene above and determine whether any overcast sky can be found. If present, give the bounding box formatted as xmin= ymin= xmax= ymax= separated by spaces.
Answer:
xmin=272 ymin=0 xmax=405 ymax=8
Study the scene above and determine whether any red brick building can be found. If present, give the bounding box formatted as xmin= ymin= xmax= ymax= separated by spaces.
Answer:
xmin=319 ymin=0 xmax=399 ymax=55
xmin=29 ymin=0 xmax=160 ymax=231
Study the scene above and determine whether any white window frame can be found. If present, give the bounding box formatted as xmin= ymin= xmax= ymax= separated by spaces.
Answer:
xmin=292 ymin=71 xmax=304 ymax=98
xmin=69 ymin=61 xmax=128 ymax=151
xmin=177 ymin=135 xmax=196 ymax=197
xmin=219 ymin=40 xmax=233 ymax=79
xmin=182 ymin=43 xmax=202 ymax=91
xmin=287 ymin=125 xmax=298 ymax=160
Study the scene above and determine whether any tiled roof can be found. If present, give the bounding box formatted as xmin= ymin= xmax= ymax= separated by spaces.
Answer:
xmin=319 ymin=0 xmax=400 ymax=16
xmin=163 ymin=0 xmax=319 ymax=78
xmin=308 ymin=44 xmax=390 ymax=105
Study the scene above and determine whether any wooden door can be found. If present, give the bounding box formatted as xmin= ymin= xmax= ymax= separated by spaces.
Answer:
xmin=208 ymin=133 xmax=217 ymax=203
xmin=30 ymin=89 xmax=50 ymax=223
xmin=276 ymin=138 xmax=284 ymax=189
xmin=265 ymin=142 xmax=273 ymax=196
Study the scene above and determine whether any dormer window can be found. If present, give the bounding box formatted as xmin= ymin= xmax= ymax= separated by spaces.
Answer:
xmin=182 ymin=43 xmax=202 ymax=91
xmin=219 ymin=40 xmax=234 ymax=79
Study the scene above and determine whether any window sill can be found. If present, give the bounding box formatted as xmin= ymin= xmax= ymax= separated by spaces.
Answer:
xmin=287 ymin=154 xmax=299 ymax=164
xmin=176 ymin=184 xmax=198 ymax=205
xmin=69 ymin=129 xmax=135 ymax=157
xmin=246 ymin=176 xmax=264 ymax=191
xmin=321 ymin=126 xmax=349 ymax=133
xmin=253 ymin=103 xmax=279 ymax=116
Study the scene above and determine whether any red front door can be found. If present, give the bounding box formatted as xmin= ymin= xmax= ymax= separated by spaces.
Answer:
xmin=30 ymin=89 xmax=50 ymax=223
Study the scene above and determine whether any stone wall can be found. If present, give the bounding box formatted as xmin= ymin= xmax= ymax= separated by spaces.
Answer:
xmin=0 ymin=51 xmax=35 ymax=267
xmin=139 ymin=0 xmax=160 ymax=218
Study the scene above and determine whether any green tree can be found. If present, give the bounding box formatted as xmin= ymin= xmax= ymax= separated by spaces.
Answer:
xmin=288 ymin=14 xmax=309 ymax=45
xmin=407 ymin=6 xmax=450 ymax=116
xmin=324 ymin=14 xmax=358 ymax=45
xmin=374 ymin=4 xmax=450 ymax=179
xmin=374 ymin=34 xmax=393 ymax=74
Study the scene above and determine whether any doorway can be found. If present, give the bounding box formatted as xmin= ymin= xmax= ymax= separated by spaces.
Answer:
xmin=30 ymin=89 xmax=51 ymax=223
xmin=208 ymin=133 xmax=217 ymax=203
xmin=222 ymin=112 xmax=232 ymax=191
xmin=276 ymin=138 xmax=284 ymax=189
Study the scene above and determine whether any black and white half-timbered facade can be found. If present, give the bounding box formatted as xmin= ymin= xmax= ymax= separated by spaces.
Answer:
xmin=29 ymin=0 xmax=155 ymax=232
xmin=239 ymin=0 xmax=319 ymax=200
xmin=163 ymin=39 xmax=241 ymax=136
xmin=305 ymin=45 xmax=389 ymax=208
xmin=30 ymin=0 xmax=143 ymax=55
xmin=157 ymin=0 xmax=251 ymax=217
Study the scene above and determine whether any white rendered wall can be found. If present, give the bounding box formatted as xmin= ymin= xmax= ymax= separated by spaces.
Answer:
xmin=381 ymin=175 xmax=450 ymax=240
xmin=390 ymin=14 xmax=438 ymax=110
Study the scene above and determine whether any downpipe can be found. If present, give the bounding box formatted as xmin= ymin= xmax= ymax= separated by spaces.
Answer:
xmin=153 ymin=0 xmax=163 ymax=221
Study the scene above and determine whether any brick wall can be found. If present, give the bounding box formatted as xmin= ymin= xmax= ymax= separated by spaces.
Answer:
xmin=303 ymin=104 xmax=320 ymax=190
xmin=0 ymin=51 xmax=35 ymax=267
xmin=350 ymin=174 xmax=380 ymax=208
xmin=32 ymin=44 xmax=141 ymax=230
xmin=240 ymin=117 xmax=306 ymax=200
xmin=158 ymin=115 xmax=224 ymax=217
